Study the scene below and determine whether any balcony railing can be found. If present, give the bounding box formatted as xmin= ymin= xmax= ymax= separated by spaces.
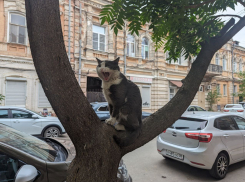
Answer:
xmin=207 ymin=64 xmax=223 ymax=75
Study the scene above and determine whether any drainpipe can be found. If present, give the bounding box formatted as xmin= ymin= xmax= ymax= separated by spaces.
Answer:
xmin=123 ymin=22 xmax=127 ymax=75
xmin=78 ymin=3 xmax=82 ymax=86
xmin=68 ymin=0 xmax=71 ymax=62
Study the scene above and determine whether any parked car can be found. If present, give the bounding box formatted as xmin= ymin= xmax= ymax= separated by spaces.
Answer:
xmin=90 ymin=102 xmax=151 ymax=121
xmin=0 ymin=124 xmax=132 ymax=182
xmin=186 ymin=105 xmax=206 ymax=112
xmin=157 ymin=111 xmax=245 ymax=179
xmin=0 ymin=106 xmax=65 ymax=137
xmin=224 ymin=104 xmax=244 ymax=113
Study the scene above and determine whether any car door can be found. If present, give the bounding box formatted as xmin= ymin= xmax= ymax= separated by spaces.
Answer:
xmin=96 ymin=105 xmax=110 ymax=121
xmin=232 ymin=116 xmax=245 ymax=158
xmin=10 ymin=109 xmax=42 ymax=135
xmin=0 ymin=109 xmax=12 ymax=127
xmin=215 ymin=116 xmax=244 ymax=161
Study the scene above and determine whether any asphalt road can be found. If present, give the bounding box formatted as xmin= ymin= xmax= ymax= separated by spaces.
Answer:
xmin=123 ymin=138 xmax=245 ymax=182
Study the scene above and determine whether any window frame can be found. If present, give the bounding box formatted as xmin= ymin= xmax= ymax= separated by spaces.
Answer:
xmin=169 ymin=87 xmax=176 ymax=100
xmin=141 ymin=37 xmax=149 ymax=59
xmin=223 ymin=55 xmax=226 ymax=71
xmin=239 ymin=60 xmax=242 ymax=72
xmin=215 ymin=54 xmax=219 ymax=65
xmin=126 ymin=34 xmax=135 ymax=57
xmin=8 ymin=12 xmax=27 ymax=45
xmin=223 ymin=84 xmax=227 ymax=96
xmin=0 ymin=109 xmax=11 ymax=119
xmin=92 ymin=25 xmax=106 ymax=52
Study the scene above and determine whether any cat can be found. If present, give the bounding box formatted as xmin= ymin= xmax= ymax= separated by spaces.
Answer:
xmin=96 ymin=57 xmax=142 ymax=147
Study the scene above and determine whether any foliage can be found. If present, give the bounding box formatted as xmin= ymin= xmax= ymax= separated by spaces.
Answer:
xmin=0 ymin=94 xmax=5 ymax=105
xmin=236 ymin=71 xmax=245 ymax=100
xmin=100 ymin=0 xmax=239 ymax=62
xmin=206 ymin=89 xmax=220 ymax=111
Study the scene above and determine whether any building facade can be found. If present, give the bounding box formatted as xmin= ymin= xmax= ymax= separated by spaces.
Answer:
xmin=0 ymin=0 xmax=244 ymax=113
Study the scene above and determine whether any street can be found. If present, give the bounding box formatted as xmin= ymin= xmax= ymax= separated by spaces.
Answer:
xmin=56 ymin=134 xmax=245 ymax=182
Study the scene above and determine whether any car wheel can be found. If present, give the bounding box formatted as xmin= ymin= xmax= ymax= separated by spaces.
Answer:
xmin=43 ymin=126 xmax=60 ymax=138
xmin=209 ymin=153 xmax=229 ymax=179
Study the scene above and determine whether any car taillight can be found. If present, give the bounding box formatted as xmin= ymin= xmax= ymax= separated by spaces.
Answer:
xmin=237 ymin=110 xmax=244 ymax=112
xmin=223 ymin=110 xmax=229 ymax=112
xmin=163 ymin=130 xmax=166 ymax=133
xmin=185 ymin=133 xmax=213 ymax=143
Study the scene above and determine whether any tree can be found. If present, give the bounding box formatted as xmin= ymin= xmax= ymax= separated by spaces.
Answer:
xmin=237 ymin=71 xmax=245 ymax=101
xmin=206 ymin=89 xmax=220 ymax=111
xmin=0 ymin=94 xmax=4 ymax=105
xmin=24 ymin=0 xmax=245 ymax=181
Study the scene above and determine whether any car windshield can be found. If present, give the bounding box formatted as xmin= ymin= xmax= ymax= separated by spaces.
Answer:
xmin=225 ymin=105 xmax=242 ymax=108
xmin=0 ymin=125 xmax=57 ymax=162
xmin=170 ymin=117 xmax=208 ymax=130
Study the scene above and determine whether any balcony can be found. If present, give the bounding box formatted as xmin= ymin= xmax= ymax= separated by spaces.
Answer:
xmin=206 ymin=64 xmax=223 ymax=76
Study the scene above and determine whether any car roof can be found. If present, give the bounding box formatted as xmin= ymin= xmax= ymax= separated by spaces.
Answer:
xmin=0 ymin=106 xmax=26 ymax=109
xmin=182 ymin=111 xmax=241 ymax=120
xmin=225 ymin=104 xmax=242 ymax=105
xmin=90 ymin=102 xmax=108 ymax=105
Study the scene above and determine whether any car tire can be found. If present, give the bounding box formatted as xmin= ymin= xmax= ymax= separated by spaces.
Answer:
xmin=43 ymin=126 xmax=60 ymax=138
xmin=209 ymin=153 xmax=229 ymax=179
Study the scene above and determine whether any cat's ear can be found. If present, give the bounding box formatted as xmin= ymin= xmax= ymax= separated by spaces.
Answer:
xmin=114 ymin=57 xmax=120 ymax=64
xmin=96 ymin=58 xmax=102 ymax=64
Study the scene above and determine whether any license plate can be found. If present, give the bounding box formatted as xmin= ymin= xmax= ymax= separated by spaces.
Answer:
xmin=231 ymin=110 xmax=235 ymax=112
xmin=166 ymin=150 xmax=184 ymax=160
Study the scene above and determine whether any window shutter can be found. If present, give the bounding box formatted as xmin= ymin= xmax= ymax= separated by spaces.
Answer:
xmin=38 ymin=83 xmax=51 ymax=107
xmin=93 ymin=33 xmax=98 ymax=50
xmin=141 ymin=86 xmax=151 ymax=108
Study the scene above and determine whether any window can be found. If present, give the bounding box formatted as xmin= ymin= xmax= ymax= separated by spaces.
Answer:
xmin=93 ymin=25 xmax=105 ymax=51
xmin=214 ymin=117 xmax=238 ymax=130
xmin=98 ymin=105 xmax=108 ymax=111
xmin=223 ymin=56 xmax=226 ymax=71
xmin=169 ymin=88 xmax=175 ymax=100
xmin=196 ymin=107 xmax=206 ymax=111
xmin=199 ymin=85 xmax=204 ymax=92
xmin=171 ymin=118 xmax=208 ymax=130
xmin=127 ymin=34 xmax=135 ymax=57
xmin=141 ymin=86 xmax=151 ymax=108
xmin=0 ymin=110 xmax=8 ymax=118
xmin=39 ymin=83 xmax=51 ymax=107
xmin=233 ymin=116 xmax=245 ymax=130
xmin=141 ymin=37 xmax=149 ymax=59
xmin=188 ymin=106 xmax=196 ymax=111
xmin=223 ymin=84 xmax=227 ymax=96
xmin=216 ymin=84 xmax=220 ymax=94
xmin=234 ymin=85 xmax=237 ymax=93
xmin=215 ymin=54 xmax=219 ymax=65
xmin=9 ymin=13 xmax=27 ymax=44
xmin=11 ymin=110 xmax=32 ymax=119
xmin=0 ymin=152 xmax=24 ymax=181
xmin=239 ymin=61 xmax=242 ymax=72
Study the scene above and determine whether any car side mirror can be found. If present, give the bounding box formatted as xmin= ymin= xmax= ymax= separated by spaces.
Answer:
xmin=32 ymin=115 xmax=39 ymax=119
xmin=15 ymin=165 xmax=38 ymax=182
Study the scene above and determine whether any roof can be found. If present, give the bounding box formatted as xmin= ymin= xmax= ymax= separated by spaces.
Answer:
xmin=170 ymin=80 xmax=183 ymax=88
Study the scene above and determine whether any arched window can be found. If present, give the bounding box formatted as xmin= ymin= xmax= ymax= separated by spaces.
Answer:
xmin=239 ymin=60 xmax=242 ymax=72
xmin=215 ymin=54 xmax=219 ymax=65
xmin=127 ymin=34 xmax=135 ymax=57
xmin=141 ymin=37 xmax=149 ymax=59
xmin=9 ymin=13 xmax=27 ymax=44
xmin=222 ymin=55 xmax=226 ymax=71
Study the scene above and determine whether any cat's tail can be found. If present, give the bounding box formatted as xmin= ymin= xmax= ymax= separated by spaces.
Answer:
xmin=113 ymin=127 xmax=141 ymax=147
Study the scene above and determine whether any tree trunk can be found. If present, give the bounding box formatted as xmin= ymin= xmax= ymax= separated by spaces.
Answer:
xmin=24 ymin=0 xmax=245 ymax=181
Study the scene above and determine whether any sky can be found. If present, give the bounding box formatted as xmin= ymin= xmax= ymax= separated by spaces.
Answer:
xmin=220 ymin=4 xmax=245 ymax=47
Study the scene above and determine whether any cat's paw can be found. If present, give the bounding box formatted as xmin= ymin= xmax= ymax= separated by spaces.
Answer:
xmin=105 ymin=117 xmax=117 ymax=125
xmin=115 ymin=124 xmax=126 ymax=131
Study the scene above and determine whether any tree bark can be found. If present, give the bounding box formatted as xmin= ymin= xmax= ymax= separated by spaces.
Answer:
xmin=24 ymin=0 xmax=245 ymax=181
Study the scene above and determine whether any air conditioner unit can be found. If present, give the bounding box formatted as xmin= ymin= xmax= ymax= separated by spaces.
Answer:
xmin=207 ymin=85 xmax=212 ymax=90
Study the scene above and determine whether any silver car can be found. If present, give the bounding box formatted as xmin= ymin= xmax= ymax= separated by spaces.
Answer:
xmin=157 ymin=112 xmax=245 ymax=179
xmin=0 ymin=106 xmax=65 ymax=137
xmin=224 ymin=104 xmax=244 ymax=113
xmin=0 ymin=124 xmax=132 ymax=182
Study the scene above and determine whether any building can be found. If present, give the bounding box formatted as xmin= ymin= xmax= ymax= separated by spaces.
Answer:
xmin=0 ymin=0 xmax=244 ymax=113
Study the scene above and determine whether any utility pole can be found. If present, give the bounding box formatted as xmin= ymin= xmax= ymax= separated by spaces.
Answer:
xmin=231 ymin=41 xmax=239 ymax=104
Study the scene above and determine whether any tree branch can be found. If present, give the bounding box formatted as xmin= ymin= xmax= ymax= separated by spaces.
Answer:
xmin=184 ymin=0 xmax=216 ymax=9
xmin=219 ymin=18 xmax=235 ymax=37
xmin=213 ymin=14 xmax=242 ymax=19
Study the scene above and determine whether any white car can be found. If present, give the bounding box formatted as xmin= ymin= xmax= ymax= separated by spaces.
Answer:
xmin=186 ymin=105 xmax=206 ymax=112
xmin=157 ymin=111 xmax=245 ymax=179
xmin=0 ymin=106 xmax=65 ymax=137
xmin=224 ymin=104 xmax=244 ymax=113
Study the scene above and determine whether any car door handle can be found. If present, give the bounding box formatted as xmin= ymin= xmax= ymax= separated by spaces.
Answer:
xmin=223 ymin=134 xmax=229 ymax=137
